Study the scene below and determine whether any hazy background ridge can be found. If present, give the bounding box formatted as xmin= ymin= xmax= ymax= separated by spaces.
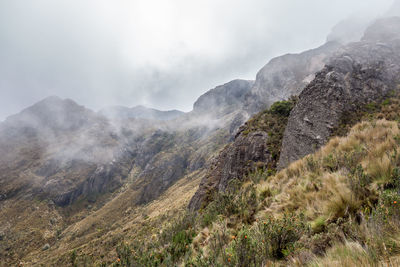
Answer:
xmin=0 ymin=0 xmax=394 ymax=120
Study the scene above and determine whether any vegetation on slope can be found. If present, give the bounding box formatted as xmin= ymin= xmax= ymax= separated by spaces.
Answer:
xmin=242 ymin=97 xmax=297 ymax=165
xmin=96 ymin=95 xmax=400 ymax=266
xmin=101 ymin=118 xmax=400 ymax=266
xmin=34 ymin=95 xmax=400 ymax=266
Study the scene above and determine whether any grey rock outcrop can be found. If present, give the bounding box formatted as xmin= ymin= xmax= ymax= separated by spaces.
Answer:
xmin=245 ymin=41 xmax=342 ymax=113
xmin=136 ymin=148 xmax=190 ymax=204
xmin=278 ymin=18 xmax=400 ymax=169
xmin=189 ymin=131 xmax=271 ymax=210
xmin=193 ymin=79 xmax=254 ymax=117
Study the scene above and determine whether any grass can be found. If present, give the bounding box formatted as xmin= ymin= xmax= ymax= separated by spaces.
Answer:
xmin=242 ymin=98 xmax=297 ymax=166
xmin=91 ymin=93 xmax=400 ymax=266
xmin=12 ymin=95 xmax=400 ymax=266
xmin=133 ymin=119 xmax=400 ymax=266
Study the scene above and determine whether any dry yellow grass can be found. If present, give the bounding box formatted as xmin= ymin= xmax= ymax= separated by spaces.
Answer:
xmin=309 ymin=241 xmax=375 ymax=267
xmin=17 ymin=170 xmax=205 ymax=266
xmin=257 ymin=120 xmax=400 ymax=222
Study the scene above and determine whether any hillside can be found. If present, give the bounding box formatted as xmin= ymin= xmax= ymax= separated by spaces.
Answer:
xmin=98 ymin=106 xmax=184 ymax=121
xmin=2 ymin=13 xmax=400 ymax=267
xmin=85 ymin=94 xmax=400 ymax=266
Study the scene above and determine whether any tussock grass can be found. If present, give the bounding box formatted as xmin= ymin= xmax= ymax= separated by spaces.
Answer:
xmin=260 ymin=120 xmax=400 ymax=221
xmin=309 ymin=241 xmax=375 ymax=267
xmin=166 ymin=119 xmax=400 ymax=266
xmin=85 ymin=115 xmax=400 ymax=266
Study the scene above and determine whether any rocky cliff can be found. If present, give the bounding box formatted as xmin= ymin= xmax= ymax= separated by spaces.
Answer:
xmin=244 ymin=41 xmax=341 ymax=113
xmin=189 ymin=99 xmax=295 ymax=210
xmin=278 ymin=17 xmax=400 ymax=169
xmin=189 ymin=17 xmax=400 ymax=210
xmin=193 ymin=79 xmax=254 ymax=116
xmin=4 ymin=14 xmax=400 ymax=266
xmin=0 ymin=96 xmax=142 ymax=206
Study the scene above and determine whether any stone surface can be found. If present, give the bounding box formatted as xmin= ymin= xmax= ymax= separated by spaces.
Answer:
xmin=189 ymin=131 xmax=271 ymax=210
xmin=193 ymin=79 xmax=254 ymax=117
xmin=278 ymin=18 xmax=400 ymax=169
xmin=244 ymin=41 xmax=341 ymax=113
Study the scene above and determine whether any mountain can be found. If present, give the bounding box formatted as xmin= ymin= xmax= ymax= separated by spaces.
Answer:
xmin=3 ymin=14 xmax=400 ymax=267
xmin=193 ymin=79 xmax=254 ymax=116
xmin=244 ymin=41 xmax=341 ymax=113
xmin=99 ymin=105 xmax=184 ymax=121
xmin=0 ymin=96 xmax=138 ymax=206
xmin=190 ymin=17 xmax=400 ymax=211
xmin=278 ymin=17 xmax=400 ymax=169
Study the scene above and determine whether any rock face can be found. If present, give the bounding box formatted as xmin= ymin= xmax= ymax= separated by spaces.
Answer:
xmin=0 ymin=93 xmax=233 ymax=208
xmin=193 ymin=79 xmax=254 ymax=116
xmin=136 ymin=148 xmax=190 ymax=204
xmin=189 ymin=131 xmax=271 ymax=210
xmin=278 ymin=18 xmax=400 ymax=169
xmin=99 ymin=105 xmax=184 ymax=121
xmin=245 ymin=41 xmax=341 ymax=113
xmin=0 ymin=96 xmax=139 ymax=206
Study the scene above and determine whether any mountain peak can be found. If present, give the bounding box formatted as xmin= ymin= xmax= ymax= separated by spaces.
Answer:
xmin=4 ymin=96 xmax=97 ymax=133
xmin=192 ymin=79 xmax=254 ymax=115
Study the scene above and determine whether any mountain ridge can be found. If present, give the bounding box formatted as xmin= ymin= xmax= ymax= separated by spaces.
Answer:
xmin=2 ymin=14 xmax=400 ymax=266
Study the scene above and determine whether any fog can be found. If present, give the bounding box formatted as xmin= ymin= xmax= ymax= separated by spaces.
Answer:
xmin=0 ymin=0 xmax=395 ymax=120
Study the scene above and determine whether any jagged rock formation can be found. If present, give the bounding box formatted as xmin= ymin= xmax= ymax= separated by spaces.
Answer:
xmin=278 ymin=17 xmax=400 ymax=169
xmin=193 ymin=79 xmax=254 ymax=116
xmin=244 ymin=41 xmax=341 ymax=113
xmin=0 ymin=77 xmax=255 ymax=211
xmin=136 ymin=148 xmax=190 ymax=204
xmin=189 ymin=130 xmax=271 ymax=210
xmin=4 ymin=14 xmax=400 ymax=266
xmin=99 ymin=105 xmax=184 ymax=121
xmin=0 ymin=96 xmax=141 ymax=206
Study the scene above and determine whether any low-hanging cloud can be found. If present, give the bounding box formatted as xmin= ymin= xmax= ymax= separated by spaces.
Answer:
xmin=0 ymin=0 xmax=394 ymax=120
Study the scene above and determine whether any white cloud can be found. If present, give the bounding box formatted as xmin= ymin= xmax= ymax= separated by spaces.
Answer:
xmin=0 ymin=0 xmax=394 ymax=120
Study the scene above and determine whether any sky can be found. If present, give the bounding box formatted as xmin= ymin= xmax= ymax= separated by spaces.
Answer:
xmin=0 ymin=0 xmax=395 ymax=120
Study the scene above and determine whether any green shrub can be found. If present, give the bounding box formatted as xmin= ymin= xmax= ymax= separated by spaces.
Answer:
xmin=311 ymin=216 xmax=327 ymax=234
xmin=228 ymin=227 xmax=261 ymax=267
xmin=70 ymin=249 xmax=77 ymax=267
xmin=256 ymin=213 xmax=308 ymax=260
xmin=269 ymin=100 xmax=295 ymax=117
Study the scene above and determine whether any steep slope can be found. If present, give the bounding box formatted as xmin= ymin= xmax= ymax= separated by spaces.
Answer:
xmin=190 ymin=17 xmax=400 ymax=211
xmin=189 ymin=99 xmax=296 ymax=210
xmin=4 ymin=13 xmax=400 ymax=267
xmin=0 ymin=79 xmax=248 ymax=264
xmin=278 ymin=17 xmax=400 ymax=169
xmin=81 ymin=115 xmax=400 ymax=266
xmin=0 ymin=96 xmax=133 ymax=206
xmin=244 ymin=41 xmax=341 ymax=113
xmin=193 ymin=79 xmax=254 ymax=116
xmin=99 ymin=105 xmax=184 ymax=121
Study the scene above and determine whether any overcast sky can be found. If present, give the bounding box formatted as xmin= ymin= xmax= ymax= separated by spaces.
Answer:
xmin=0 ymin=0 xmax=395 ymax=120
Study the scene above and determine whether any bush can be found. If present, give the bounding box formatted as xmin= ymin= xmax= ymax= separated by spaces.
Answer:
xmin=269 ymin=100 xmax=295 ymax=117
xmin=228 ymin=227 xmax=261 ymax=267
xmin=256 ymin=213 xmax=308 ymax=259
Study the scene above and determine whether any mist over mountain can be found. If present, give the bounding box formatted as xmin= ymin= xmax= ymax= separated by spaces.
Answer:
xmin=99 ymin=105 xmax=184 ymax=121
xmin=2 ymin=1 xmax=400 ymax=266
xmin=0 ymin=0 xmax=393 ymax=120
